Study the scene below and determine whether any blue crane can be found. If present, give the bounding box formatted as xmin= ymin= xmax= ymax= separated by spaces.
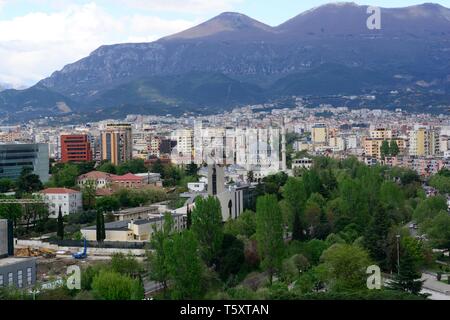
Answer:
xmin=72 ymin=238 xmax=88 ymax=259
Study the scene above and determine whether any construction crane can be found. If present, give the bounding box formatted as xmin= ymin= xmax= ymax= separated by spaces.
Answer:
xmin=0 ymin=198 xmax=46 ymax=204
xmin=72 ymin=238 xmax=88 ymax=260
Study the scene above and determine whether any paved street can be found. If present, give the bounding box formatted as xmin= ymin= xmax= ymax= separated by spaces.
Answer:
xmin=421 ymin=273 xmax=450 ymax=299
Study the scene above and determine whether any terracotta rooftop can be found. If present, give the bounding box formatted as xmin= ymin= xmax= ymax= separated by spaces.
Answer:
xmin=41 ymin=188 xmax=80 ymax=194
xmin=78 ymin=171 xmax=117 ymax=180
xmin=112 ymin=173 xmax=142 ymax=181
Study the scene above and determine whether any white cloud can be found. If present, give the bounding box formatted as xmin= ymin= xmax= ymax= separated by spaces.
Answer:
xmin=0 ymin=2 xmax=198 ymax=87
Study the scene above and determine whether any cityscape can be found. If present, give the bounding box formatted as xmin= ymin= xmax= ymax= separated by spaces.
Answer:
xmin=0 ymin=0 xmax=450 ymax=309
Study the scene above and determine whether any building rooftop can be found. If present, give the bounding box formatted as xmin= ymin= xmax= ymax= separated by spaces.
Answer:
xmin=78 ymin=171 xmax=117 ymax=180
xmin=113 ymin=173 xmax=142 ymax=181
xmin=0 ymin=257 xmax=36 ymax=267
xmin=82 ymin=213 xmax=184 ymax=231
xmin=41 ymin=188 xmax=80 ymax=194
xmin=83 ymin=220 xmax=129 ymax=231
xmin=114 ymin=205 xmax=158 ymax=216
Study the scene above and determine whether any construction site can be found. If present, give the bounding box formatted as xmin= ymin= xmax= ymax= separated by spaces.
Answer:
xmin=14 ymin=246 xmax=112 ymax=284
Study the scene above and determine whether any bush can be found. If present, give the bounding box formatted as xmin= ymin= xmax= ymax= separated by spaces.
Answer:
xmin=91 ymin=270 xmax=144 ymax=300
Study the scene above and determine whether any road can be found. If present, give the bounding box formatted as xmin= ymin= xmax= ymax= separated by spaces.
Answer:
xmin=421 ymin=273 xmax=450 ymax=300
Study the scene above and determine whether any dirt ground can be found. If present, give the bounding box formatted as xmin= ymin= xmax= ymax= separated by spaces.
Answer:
xmin=36 ymin=256 xmax=111 ymax=282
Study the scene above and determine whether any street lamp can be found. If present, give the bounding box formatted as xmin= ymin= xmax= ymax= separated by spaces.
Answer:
xmin=396 ymin=234 xmax=401 ymax=275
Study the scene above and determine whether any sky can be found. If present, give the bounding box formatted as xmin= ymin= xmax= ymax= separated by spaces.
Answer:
xmin=0 ymin=0 xmax=448 ymax=88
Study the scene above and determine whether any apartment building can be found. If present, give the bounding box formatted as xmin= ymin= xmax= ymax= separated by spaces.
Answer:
xmin=101 ymin=124 xmax=133 ymax=165
xmin=409 ymin=127 xmax=440 ymax=157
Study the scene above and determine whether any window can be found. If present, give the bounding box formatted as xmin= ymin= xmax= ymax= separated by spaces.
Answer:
xmin=17 ymin=270 xmax=23 ymax=288
xmin=27 ymin=268 xmax=32 ymax=285
xmin=8 ymin=272 xmax=13 ymax=286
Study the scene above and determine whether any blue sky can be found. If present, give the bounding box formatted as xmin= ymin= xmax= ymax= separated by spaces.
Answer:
xmin=0 ymin=0 xmax=448 ymax=87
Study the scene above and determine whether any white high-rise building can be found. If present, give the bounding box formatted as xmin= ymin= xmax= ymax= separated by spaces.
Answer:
xmin=171 ymin=129 xmax=194 ymax=165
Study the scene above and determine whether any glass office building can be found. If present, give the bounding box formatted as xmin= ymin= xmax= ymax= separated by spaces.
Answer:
xmin=0 ymin=143 xmax=49 ymax=183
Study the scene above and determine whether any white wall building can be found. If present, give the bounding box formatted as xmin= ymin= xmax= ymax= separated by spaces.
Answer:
xmin=40 ymin=188 xmax=83 ymax=218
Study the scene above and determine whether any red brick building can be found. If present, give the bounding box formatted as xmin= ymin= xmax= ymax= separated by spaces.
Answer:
xmin=61 ymin=134 xmax=93 ymax=163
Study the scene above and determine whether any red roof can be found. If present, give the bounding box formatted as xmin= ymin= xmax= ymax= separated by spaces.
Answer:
xmin=78 ymin=171 xmax=117 ymax=180
xmin=42 ymin=188 xmax=80 ymax=194
xmin=113 ymin=173 xmax=142 ymax=182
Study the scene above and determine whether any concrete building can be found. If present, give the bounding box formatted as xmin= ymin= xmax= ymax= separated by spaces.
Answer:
xmin=0 ymin=219 xmax=37 ymax=289
xmin=111 ymin=206 xmax=159 ymax=221
xmin=370 ymin=128 xmax=393 ymax=140
xmin=363 ymin=137 xmax=407 ymax=158
xmin=81 ymin=213 xmax=186 ymax=241
xmin=207 ymin=164 xmax=245 ymax=221
xmin=312 ymin=124 xmax=328 ymax=145
xmin=112 ymin=173 xmax=145 ymax=189
xmin=409 ymin=127 xmax=440 ymax=157
xmin=292 ymin=158 xmax=313 ymax=171
xmin=101 ymin=123 xmax=133 ymax=165
xmin=0 ymin=143 xmax=49 ymax=183
xmin=134 ymin=173 xmax=162 ymax=187
xmin=171 ymin=129 xmax=194 ymax=165
xmin=0 ymin=257 xmax=37 ymax=289
xmin=0 ymin=220 xmax=9 ymax=258
xmin=60 ymin=134 xmax=93 ymax=163
xmin=77 ymin=171 xmax=115 ymax=189
xmin=40 ymin=188 xmax=83 ymax=218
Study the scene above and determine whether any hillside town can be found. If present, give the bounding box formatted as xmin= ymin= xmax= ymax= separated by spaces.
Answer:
xmin=0 ymin=102 xmax=450 ymax=300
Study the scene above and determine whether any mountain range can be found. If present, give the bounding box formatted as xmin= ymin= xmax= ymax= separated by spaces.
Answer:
xmin=1 ymin=2 xmax=450 ymax=122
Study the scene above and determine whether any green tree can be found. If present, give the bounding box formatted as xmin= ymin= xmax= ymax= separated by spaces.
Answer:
xmin=256 ymin=194 xmax=285 ymax=284
xmin=110 ymin=253 xmax=143 ymax=276
xmin=424 ymin=211 xmax=450 ymax=251
xmin=320 ymin=243 xmax=372 ymax=291
xmin=82 ymin=180 xmax=96 ymax=210
xmin=216 ymin=234 xmax=245 ymax=281
xmin=95 ymin=196 xmax=120 ymax=213
xmin=363 ymin=204 xmax=391 ymax=269
xmin=282 ymin=177 xmax=307 ymax=240
xmin=186 ymin=205 xmax=192 ymax=229
xmin=185 ymin=162 xmax=199 ymax=177
xmin=116 ymin=159 xmax=147 ymax=175
xmin=0 ymin=178 xmax=14 ymax=193
xmin=57 ymin=206 xmax=64 ymax=240
xmin=247 ymin=170 xmax=254 ymax=183
xmin=96 ymin=210 xmax=105 ymax=242
xmin=97 ymin=161 xmax=116 ymax=174
xmin=380 ymin=140 xmax=390 ymax=159
xmin=151 ymin=159 xmax=165 ymax=176
xmin=91 ymin=270 xmax=144 ymax=300
xmin=164 ymin=230 xmax=204 ymax=299
xmin=413 ymin=196 xmax=447 ymax=224
xmin=48 ymin=163 xmax=79 ymax=187
xmin=223 ymin=209 xmax=256 ymax=238
xmin=147 ymin=213 xmax=174 ymax=296
xmin=389 ymin=244 xmax=424 ymax=295
xmin=429 ymin=173 xmax=450 ymax=194
xmin=0 ymin=202 xmax=22 ymax=227
xmin=191 ymin=196 xmax=224 ymax=264
xmin=17 ymin=167 xmax=43 ymax=194
xmin=390 ymin=140 xmax=400 ymax=157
